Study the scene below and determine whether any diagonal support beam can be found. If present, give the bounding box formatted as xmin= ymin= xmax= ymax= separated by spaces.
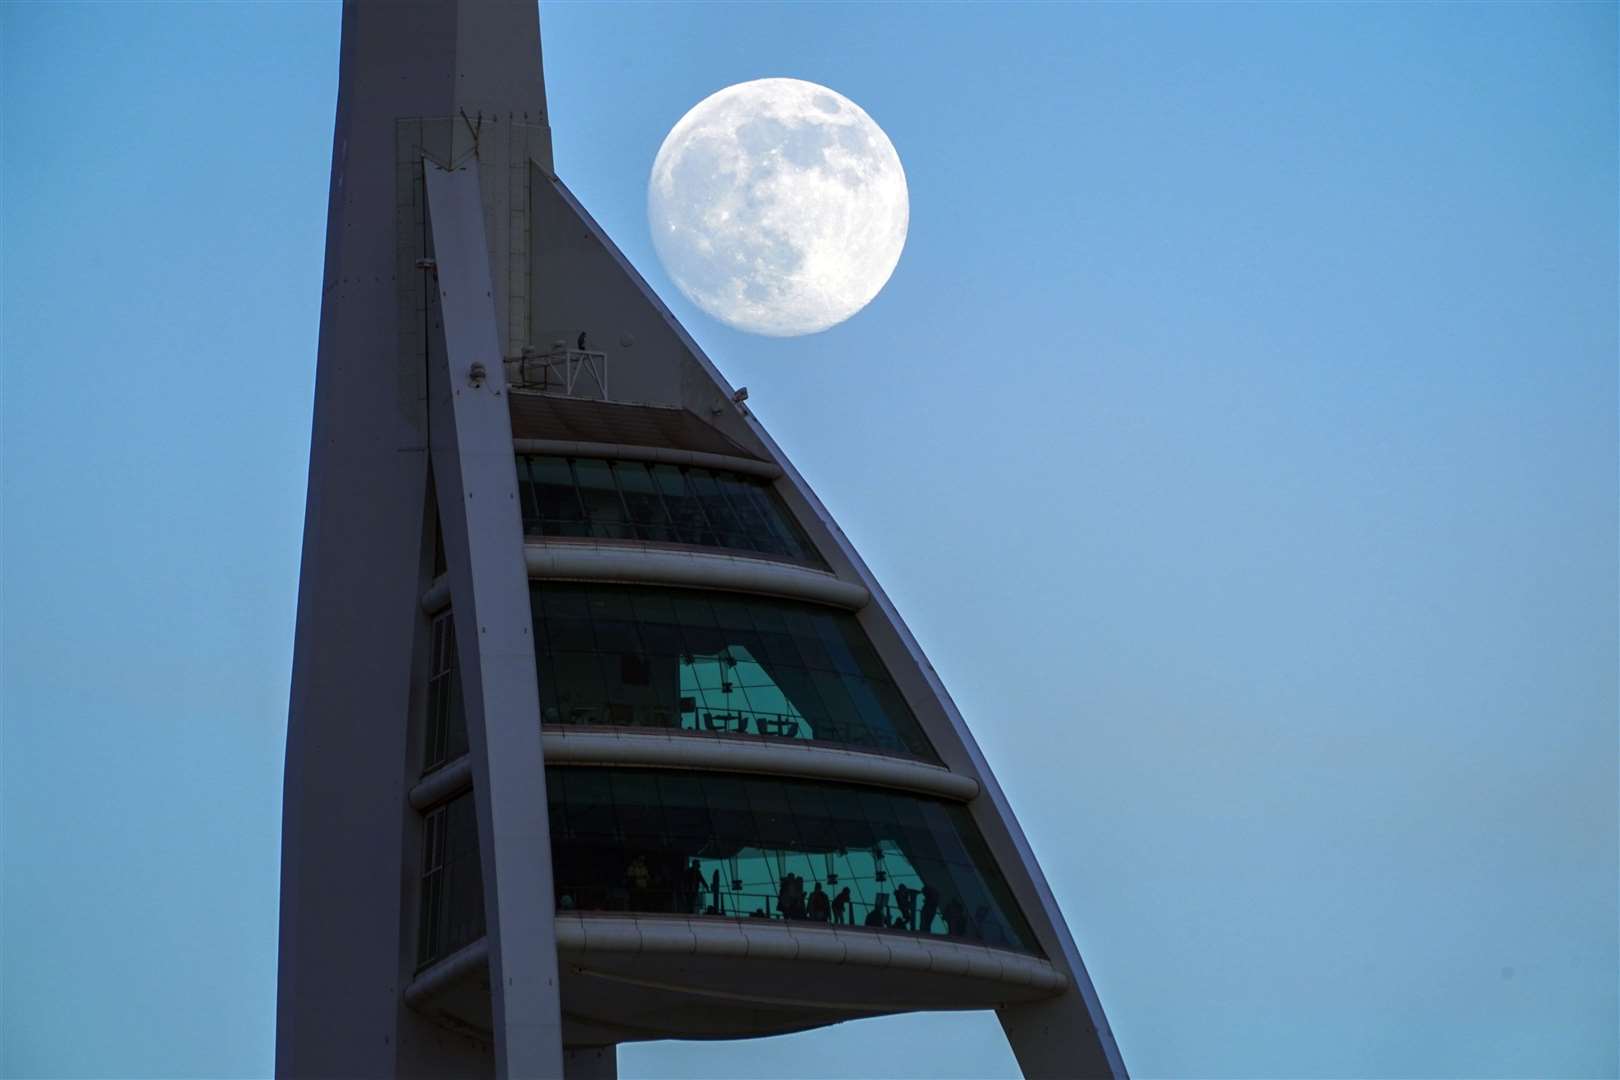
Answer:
xmin=425 ymin=156 xmax=563 ymax=1079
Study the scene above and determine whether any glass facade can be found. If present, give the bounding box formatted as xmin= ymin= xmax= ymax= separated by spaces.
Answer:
xmin=416 ymin=769 xmax=1037 ymax=968
xmin=423 ymin=612 xmax=467 ymax=773
xmin=417 ymin=794 xmax=484 ymax=966
xmin=517 ymin=454 xmax=822 ymax=566
xmin=532 ymin=583 xmax=935 ymax=760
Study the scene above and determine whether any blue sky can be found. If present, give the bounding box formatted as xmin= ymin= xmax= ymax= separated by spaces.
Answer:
xmin=2 ymin=3 xmax=1614 ymax=1077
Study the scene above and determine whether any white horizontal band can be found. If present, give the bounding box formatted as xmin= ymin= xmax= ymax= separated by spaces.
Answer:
xmin=422 ymin=544 xmax=869 ymax=614
xmin=408 ymin=732 xmax=978 ymax=811
xmin=555 ymin=914 xmax=1069 ymax=995
xmin=513 ymin=438 xmax=781 ymax=479
xmin=405 ymin=917 xmax=1068 ymax=1009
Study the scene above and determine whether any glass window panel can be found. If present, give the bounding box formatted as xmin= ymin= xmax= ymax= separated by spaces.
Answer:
xmin=534 ymin=583 xmax=589 ymax=619
xmin=650 ymin=464 xmax=717 ymax=547
xmin=591 ymin=618 xmax=640 ymax=655
xmin=585 ymin=590 xmax=635 ymax=623
xmin=527 ymin=583 xmax=935 ymax=760
xmin=714 ymin=474 xmax=777 ymax=552
xmin=516 ymin=456 xmax=540 ymax=531
xmin=544 ymin=616 xmax=595 ymax=654
xmin=570 ymin=459 xmax=633 ymax=540
xmin=521 ymin=455 xmax=822 ymax=565
xmin=524 ymin=768 xmax=1040 ymax=953
xmin=528 ymin=456 xmax=588 ymax=537
xmin=611 ymin=461 xmax=676 ymax=543
xmin=750 ymin=485 xmax=814 ymax=561
xmin=684 ymin=469 xmax=748 ymax=547
xmin=631 ymin=590 xmax=678 ymax=624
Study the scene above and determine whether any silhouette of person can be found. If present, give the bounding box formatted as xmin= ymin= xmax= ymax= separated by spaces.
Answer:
xmin=788 ymin=874 xmax=807 ymax=920
xmin=807 ymin=882 xmax=830 ymax=922
xmin=576 ymin=330 xmax=589 ymax=351
xmin=831 ymin=886 xmax=851 ymax=925
xmin=918 ymin=882 xmax=939 ymax=934
xmin=680 ymin=859 xmax=705 ymax=914
xmin=894 ymin=882 xmax=917 ymax=930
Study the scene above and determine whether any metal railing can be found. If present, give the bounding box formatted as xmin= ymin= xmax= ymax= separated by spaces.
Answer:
xmin=552 ymin=885 xmax=1017 ymax=948
xmin=505 ymin=347 xmax=608 ymax=398
xmin=541 ymin=702 xmax=906 ymax=752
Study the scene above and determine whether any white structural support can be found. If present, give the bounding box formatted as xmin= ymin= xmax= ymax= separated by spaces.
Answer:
xmin=421 ymin=544 xmax=870 ymax=614
xmin=409 ymin=732 xmax=980 ymax=811
xmin=424 ymin=158 xmax=564 ymax=1079
xmin=407 ymin=915 xmax=1069 ymax=1031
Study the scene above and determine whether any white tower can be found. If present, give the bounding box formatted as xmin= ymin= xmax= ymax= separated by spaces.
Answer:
xmin=277 ymin=4 xmax=1126 ymax=1077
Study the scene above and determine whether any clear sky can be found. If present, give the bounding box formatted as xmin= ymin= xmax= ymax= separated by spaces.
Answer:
xmin=2 ymin=3 xmax=1614 ymax=1078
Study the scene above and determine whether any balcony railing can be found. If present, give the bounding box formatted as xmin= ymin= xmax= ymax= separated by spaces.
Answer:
xmin=505 ymin=346 xmax=608 ymax=398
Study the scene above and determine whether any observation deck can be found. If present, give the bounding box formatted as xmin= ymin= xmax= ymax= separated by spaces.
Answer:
xmin=408 ymin=914 xmax=1068 ymax=1044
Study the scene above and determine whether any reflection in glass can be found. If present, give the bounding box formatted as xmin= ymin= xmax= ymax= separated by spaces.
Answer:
xmin=417 ymin=794 xmax=484 ymax=966
xmin=415 ymin=771 xmax=1038 ymax=969
xmin=516 ymin=454 xmax=822 ymax=565
xmin=533 ymin=583 xmax=935 ymax=760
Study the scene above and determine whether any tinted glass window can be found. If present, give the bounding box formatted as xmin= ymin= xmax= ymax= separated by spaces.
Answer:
xmin=516 ymin=455 xmax=821 ymax=566
xmin=423 ymin=613 xmax=466 ymax=772
xmin=531 ymin=583 xmax=935 ymax=761
xmin=414 ymin=770 xmax=1040 ymax=970
xmin=417 ymin=794 xmax=484 ymax=967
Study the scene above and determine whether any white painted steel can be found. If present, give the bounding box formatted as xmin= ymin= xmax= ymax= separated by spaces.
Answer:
xmin=408 ymin=734 xmax=978 ymax=811
xmin=555 ymin=915 xmax=1068 ymax=995
xmin=511 ymin=437 xmax=782 ymax=479
xmin=277 ymin=3 xmax=553 ymax=1077
xmin=407 ymin=916 xmax=1067 ymax=1012
xmin=541 ymin=729 xmax=977 ymax=800
xmin=528 ymin=545 xmax=867 ymax=607
xmin=422 ymin=545 xmax=867 ymax=614
xmin=424 ymin=159 xmax=564 ymax=1080
xmin=411 ymin=755 xmax=474 ymax=811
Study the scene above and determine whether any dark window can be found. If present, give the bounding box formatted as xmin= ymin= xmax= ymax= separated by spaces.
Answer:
xmin=423 ymin=613 xmax=467 ymax=772
xmin=514 ymin=454 xmax=822 ymax=567
xmin=571 ymin=459 xmax=634 ymax=540
xmin=530 ymin=583 xmax=936 ymax=761
xmin=526 ymin=456 xmax=588 ymax=537
xmin=418 ymin=771 xmax=1039 ymax=963
xmin=417 ymin=793 xmax=485 ymax=967
xmin=543 ymin=768 xmax=1039 ymax=953
xmin=610 ymin=460 xmax=676 ymax=543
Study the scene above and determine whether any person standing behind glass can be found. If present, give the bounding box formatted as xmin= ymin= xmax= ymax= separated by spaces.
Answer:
xmin=679 ymin=859 xmax=705 ymax=914
xmin=894 ymin=882 xmax=917 ymax=930
xmin=807 ymin=882 xmax=830 ymax=922
xmin=918 ymin=882 xmax=939 ymax=934
xmin=831 ymin=886 xmax=851 ymax=924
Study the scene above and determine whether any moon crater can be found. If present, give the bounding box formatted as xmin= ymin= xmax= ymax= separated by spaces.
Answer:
xmin=648 ymin=78 xmax=909 ymax=337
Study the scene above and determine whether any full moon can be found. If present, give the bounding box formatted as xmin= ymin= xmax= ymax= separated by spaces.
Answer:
xmin=648 ymin=78 xmax=909 ymax=337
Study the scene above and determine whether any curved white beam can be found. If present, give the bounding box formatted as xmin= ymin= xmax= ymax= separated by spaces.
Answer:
xmin=409 ymin=731 xmax=979 ymax=811
xmin=513 ymin=438 xmax=781 ymax=479
xmin=422 ymin=544 xmax=869 ymax=614
xmin=406 ymin=915 xmax=1068 ymax=1017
